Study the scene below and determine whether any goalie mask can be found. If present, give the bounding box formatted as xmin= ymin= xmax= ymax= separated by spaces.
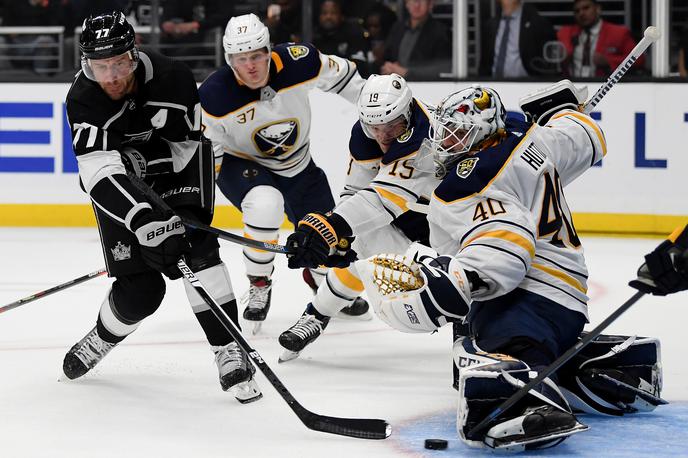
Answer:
xmin=429 ymin=86 xmax=506 ymax=177
xmin=357 ymin=73 xmax=413 ymax=148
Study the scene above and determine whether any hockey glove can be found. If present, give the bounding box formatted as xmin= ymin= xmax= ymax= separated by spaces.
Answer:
xmin=629 ymin=225 xmax=688 ymax=296
xmin=519 ymin=79 xmax=588 ymax=125
xmin=286 ymin=213 xmax=356 ymax=269
xmin=355 ymin=253 xmax=472 ymax=333
xmin=131 ymin=210 xmax=190 ymax=280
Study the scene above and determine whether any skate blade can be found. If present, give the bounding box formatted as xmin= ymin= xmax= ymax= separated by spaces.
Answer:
xmin=231 ymin=379 xmax=263 ymax=404
xmin=278 ymin=349 xmax=300 ymax=363
xmin=251 ymin=321 xmax=263 ymax=335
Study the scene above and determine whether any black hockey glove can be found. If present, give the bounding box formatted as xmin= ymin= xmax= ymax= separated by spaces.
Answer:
xmin=629 ymin=226 xmax=688 ymax=296
xmin=131 ymin=209 xmax=190 ymax=280
xmin=286 ymin=212 xmax=357 ymax=269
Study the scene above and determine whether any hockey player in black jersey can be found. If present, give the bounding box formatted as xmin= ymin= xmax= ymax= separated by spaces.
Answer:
xmin=63 ymin=11 xmax=261 ymax=403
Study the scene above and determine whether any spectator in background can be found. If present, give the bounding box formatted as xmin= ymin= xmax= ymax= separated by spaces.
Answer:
xmin=479 ymin=0 xmax=557 ymax=78
xmin=679 ymin=26 xmax=688 ymax=77
xmin=558 ymin=0 xmax=644 ymax=78
xmin=313 ymin=0 xmax=369 ymax=76
xmin=160 ymin=0 xmax=233 ymax=64
xmin=363 ymin=2 xmax=396 ymax=74
xmin=381 ymin=0 xmax=450 ymax=81
xmin=2 ymin=0 xmax=64 ymax=74
xmin=266 ymin=0 xmax=302 ymax=44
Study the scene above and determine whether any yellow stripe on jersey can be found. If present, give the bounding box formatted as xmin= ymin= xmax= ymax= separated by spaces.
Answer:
xmin=243 ymin=232 xmax=279 ymax=253
xmin=433 ymin=124 xmax=537 ymax=205
xmin=531 ymin=262 xmax=587 ymax=293
xmin=271 ymin=51 xmax=284 ymax=73
xmin=374 ymin=186 xmax=409 ymax=212
xmin=351 ymin=154 xmax=382 ymax=163
xmin=333 ymin=267 xmax=364 ymax=292
xmin=463 ymin=229 xmax=535 ymax=259
xmin=551 ymin=111 xmax=607 ymax=157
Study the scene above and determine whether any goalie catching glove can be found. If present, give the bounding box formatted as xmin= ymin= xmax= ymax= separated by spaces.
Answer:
xmin=286 ymin=212 xmax=357 ymax=269
xmin=131 ymin=209 xmax=190 ymax=279
xmin=355 ymin=244 xmax=473 ymax=333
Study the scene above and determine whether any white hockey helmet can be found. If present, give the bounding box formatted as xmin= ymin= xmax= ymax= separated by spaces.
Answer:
xmin=357 ymin=73 xmax=413 ymax=139
xmin=223 ymin=13 xmax=271 ymax=66
xmin=430 ymin=85 xmax=506 ymax=174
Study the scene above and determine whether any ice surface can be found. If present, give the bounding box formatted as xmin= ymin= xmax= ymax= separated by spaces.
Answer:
xmin=0 ymin=228 xmax=685 ymax=457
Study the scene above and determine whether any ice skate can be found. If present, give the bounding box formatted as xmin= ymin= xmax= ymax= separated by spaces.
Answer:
xmin=213 ymin=341 xmax=262 ymax=404
xmin=242 ymin=275 xmax=272 ymax=335
xmin=278 ymin=304 xmax=330 ymax=363
xmin=62 ymin=326 xmax=118 ymax=380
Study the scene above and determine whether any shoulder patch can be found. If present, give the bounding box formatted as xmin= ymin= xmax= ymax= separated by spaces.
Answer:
xmin=456 ymin=157 xmax=479 ymax=179
xmin=397 ymin=127 xmax=414 ymax=143
xmin=287 ymin=45 xmax=310 ymax=61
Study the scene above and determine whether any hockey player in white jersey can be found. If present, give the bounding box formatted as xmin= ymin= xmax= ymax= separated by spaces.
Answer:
xmin=279 ymin=73 xmax=440 ymax=361
xmin=199 ymin=14 xmax=367 ymax=332
xmin=356 ymin=82 xmax=665 ymax=451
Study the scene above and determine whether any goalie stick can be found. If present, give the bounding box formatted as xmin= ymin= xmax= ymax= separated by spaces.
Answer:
xmin=466 ymin=290 xmax=646 ymax=440
xmin=176 ymin=258 xmax=391 ymax=440
xmin=0 ymin=268 xmax=107 ymax=314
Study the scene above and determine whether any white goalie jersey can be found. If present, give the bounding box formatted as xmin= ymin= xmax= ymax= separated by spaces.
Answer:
xmin=428 ymin=111 xmax=607 ymax=317
xmin=199 ymin=43 xmax=364 ymax=177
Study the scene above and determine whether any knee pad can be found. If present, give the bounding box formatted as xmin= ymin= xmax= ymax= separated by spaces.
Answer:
xmin=453 ymin=337 xmax=585 ymax=451
xmin=101 ymin=271 xmax=166 ymax=337
xmin=558 ymin=333 xmax=667 ymax=416
xmin=241 ymin=185 xmax=284 ymax=230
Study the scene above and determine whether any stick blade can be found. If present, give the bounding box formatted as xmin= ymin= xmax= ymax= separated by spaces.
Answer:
xmin=304 ymin=412 xmax=391 ymax=440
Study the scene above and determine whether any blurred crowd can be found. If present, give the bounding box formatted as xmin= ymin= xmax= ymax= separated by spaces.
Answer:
xmin=0 ymin=0 xmax=686 ymax=80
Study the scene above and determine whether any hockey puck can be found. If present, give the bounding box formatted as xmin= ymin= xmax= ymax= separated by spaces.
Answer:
xmin=424 ymin=439 xmax=448 ymax=450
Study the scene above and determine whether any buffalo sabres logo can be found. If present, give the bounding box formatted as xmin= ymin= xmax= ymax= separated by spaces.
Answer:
xmin=456 ymin=157 xmax=479 ymax=179
xmin=287 ymin=45 xmax=309 ymax=60
xmin=252 ymin=119 xmax=299 ymax=156
xmin=397 ymin=127 xmax=414 ymax=143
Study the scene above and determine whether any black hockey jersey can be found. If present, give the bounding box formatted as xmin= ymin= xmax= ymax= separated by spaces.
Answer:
xmin=66 ymin=50 xmax=202 ymax=230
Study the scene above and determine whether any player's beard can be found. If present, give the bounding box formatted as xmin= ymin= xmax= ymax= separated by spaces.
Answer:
xmin=100 ymin=74 xmax=136 ymax=101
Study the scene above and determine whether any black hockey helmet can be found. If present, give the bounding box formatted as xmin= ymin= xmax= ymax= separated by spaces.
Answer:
xmin=80 ymin=11 xmax=136 ymax=60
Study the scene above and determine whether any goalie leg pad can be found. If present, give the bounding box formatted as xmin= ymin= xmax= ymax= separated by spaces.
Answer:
xmin=454 ymin=337 xmax=587 ymax=451
xmin=558 ymin=333 xmax=666 ymax=415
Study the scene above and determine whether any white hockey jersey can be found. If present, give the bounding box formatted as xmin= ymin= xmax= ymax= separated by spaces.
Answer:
xmin=428 ymin=111 xmax=607 ymax=318
xmin=199 ymin=43 xmax=364 ymax=177
xmin=334 ymin=99 xmax=440 ymax=242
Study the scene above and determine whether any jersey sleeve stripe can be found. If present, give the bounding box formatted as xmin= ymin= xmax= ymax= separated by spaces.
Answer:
xmin=463 ymin=243 xmax=529 ymax=272
xmin=371 ymin=180 xmax=420 ymax=200
xmin=534 ymin=254 xmax=588 ymax=279
xmin=551 ymin=111 xmax=607 ymax=156
xmin=463 ymin=229 xmax=535 ymax=259
xmin=333 ymin=267 xmax=364 ymax=292
xmin=531 ymin=262 xmax=587 ymax=293
xmin=524 ymin=275 xmax=588 ymax=306
xmin=374 ymin=186 xmax=409 ymax=212
xmin=459 ymin=218 xmax=536 ymax=246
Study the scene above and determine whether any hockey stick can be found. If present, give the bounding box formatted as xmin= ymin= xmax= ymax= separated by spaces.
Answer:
xmin=0 ymin=268 xmax=107 ymax=314
xmin=583 ymin=26 xmax=660 ymax=113
xmin=176 ymin=258 xmax=391 ymax=440
xmin=466 ymin=290 xmax=645 ymax=440
xmin=125 ymin=173 xmax=293 ymax=255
